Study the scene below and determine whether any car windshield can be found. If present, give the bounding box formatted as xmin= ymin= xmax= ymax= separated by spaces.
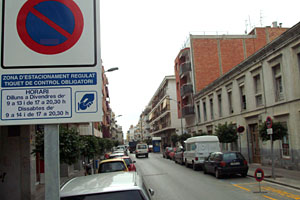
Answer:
xmin=123 ymin=158 xmax=132 ymax=166
xmin=61 ymin=190 xmax=145 ymax=200
xmin=99 ymin=162 xmax=126 ymax=173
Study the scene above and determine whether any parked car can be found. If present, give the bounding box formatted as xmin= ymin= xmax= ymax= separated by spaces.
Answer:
xmin=184 ymin=136 xmax=220 ymax=170
xmin=109 ymin=152 xmax=125 ymax=159
xmin=60 ymin=171 xmax=154 ymax=199
xmin=98 ymin=158 xmax=128 ymax=173
xmin=168 ymin=147 xmax=176 ymax=160
xmin=136 ymin=143 xmax=149 ymax=158
xmin=129 ymin=141 xmax=137 ymax=153
xmin=203 ymin=151 xmax=249 ymax=179
xmin=174 ymin=146 xmax=185 ymax=165
xmin=121 ymin=156 xmax=137 ymax=171
xmin=148 ymin=145 xmax=153 ymax=152
xmin=163 ymin=147 xmax=173 ymax=159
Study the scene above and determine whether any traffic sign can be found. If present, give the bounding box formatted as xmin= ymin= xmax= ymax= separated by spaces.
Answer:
xmin=17 ymin=0 xmax=84 ymax=55
xmin=237 ymin=126 xmax=245 ymax=133
xmin=0 ymin=0 xmax=102 ymax=126
xmin=266 ymin=116 xmax=272 ymax=129
xmin=254 ymin=168 xmax=264 ymax=182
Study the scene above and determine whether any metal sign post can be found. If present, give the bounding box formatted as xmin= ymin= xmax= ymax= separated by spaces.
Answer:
xmin=254 ymin=168 xmax=267 ymax=193
xmin=266 ymin=116 xmax=275 ymax=179
xmin=237 ymin=126 xmax=245 ymax=153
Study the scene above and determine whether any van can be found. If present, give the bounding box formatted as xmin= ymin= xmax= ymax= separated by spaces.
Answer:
xmin=183 ymin=136 xmax=220 ymax=170
xmin=135 ymin=143 xmax=149 ymax=158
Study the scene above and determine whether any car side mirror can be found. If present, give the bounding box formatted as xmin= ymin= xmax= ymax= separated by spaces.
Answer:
xmin=149 ymin=188 xmax=155 ymax=196
xmin=133 ymin=161 xmax=136 ymax=163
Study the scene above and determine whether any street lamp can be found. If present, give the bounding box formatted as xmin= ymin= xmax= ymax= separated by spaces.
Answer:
xmin=105 ymin=67 xmax=119 ymax=72
xmin=167 ymin=97 xmax=184 ymax=135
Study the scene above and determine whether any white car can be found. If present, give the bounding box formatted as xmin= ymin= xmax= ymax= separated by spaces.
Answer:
xmin=60 ymin=171 xmax=154 ymax=199
xmin=135 ymin=143 xmax=149 ymax=158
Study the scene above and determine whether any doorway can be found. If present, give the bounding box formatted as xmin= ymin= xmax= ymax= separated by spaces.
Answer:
xmin=249 ymin=124 xmax=261 ymax=163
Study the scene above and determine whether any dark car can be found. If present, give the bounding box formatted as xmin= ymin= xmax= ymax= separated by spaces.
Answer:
xmin=163 ymin=147 xmax=173 ymax=159
xmin=203 ymin=151 xmax=248 ymax=179
xmin=174 ymin=146 xmax=185 ymax=165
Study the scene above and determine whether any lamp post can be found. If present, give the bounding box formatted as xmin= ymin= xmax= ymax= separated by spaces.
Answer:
xmin=167 ymin=97 xmax=184 ymax=135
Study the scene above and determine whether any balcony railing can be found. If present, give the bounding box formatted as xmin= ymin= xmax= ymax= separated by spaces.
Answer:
xmin=182 ymin=104 xmax=195 ymax=117
xmin=179 ymin=61 xmax=191 ymax=76
xmin=180 ymin=83 xmax=193 ymax=97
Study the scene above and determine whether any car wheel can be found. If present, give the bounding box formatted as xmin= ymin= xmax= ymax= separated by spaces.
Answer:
xmin=136 ymin=155 xmax=138 ymax=158
xmin=146 ymin=154 xmax=148 ymax=158
xmin=241 ymin=173 xmax=247 ymax=177
xmin=185 ymin=160 xmax=189 ymax=168
xmin=180 ymin=158 xmax=184 ymax=165
xmin=215 ymin=169 xmax=221 ymax=179
xmin=192 ymin=162 xmax=197 ymax=171
xmin=203 ymin=166 xmax=207 ymax=174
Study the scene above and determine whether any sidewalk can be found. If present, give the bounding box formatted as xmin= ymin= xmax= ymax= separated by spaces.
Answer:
xmin=35 ymin=169 xmax=85 ymax=200
xmin=248 ymin=163 xmax=300 ymax=190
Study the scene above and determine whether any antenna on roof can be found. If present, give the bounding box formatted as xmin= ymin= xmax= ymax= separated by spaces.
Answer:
xmin=260 ymin=10 xmax=264 ymax=27
xmin=245 ymin=19 xmax=248 ymax=34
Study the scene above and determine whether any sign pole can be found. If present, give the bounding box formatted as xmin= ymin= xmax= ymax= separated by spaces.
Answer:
xmin=45 ymin=124 xmax=60 ymax=200
xmin=271 ymin=134 xmax=274 ymax=179
xmin=266 ymin=116 xmax=275 ymax=179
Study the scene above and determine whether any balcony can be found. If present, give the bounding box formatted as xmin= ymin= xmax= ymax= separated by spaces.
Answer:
xmin=179 ymin=61 xmax=191 ymax=76
xmin=180 ymin=83 xmax=193 ymax=97
xmin=182 ymin=104 xmax=195 ymax=117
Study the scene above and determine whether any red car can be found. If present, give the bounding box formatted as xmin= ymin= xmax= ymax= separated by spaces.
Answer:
xmin=169 ymin=147 xmax=177 ymax=160
xmin=163 ymin=147 xmax=174 ymax=159
xmin=121 ymin=156 xmax=136 ymax=171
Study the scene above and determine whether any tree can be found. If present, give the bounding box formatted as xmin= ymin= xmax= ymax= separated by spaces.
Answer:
xmin=171 ymin=134 xmax=179 ymax=146
xmin=59 ymin=127 xmax=81 ymax=165
xmin=214 ymin=122 xmax=237 ymax=143
xmin=79 ymin=135 xmax=99 ymax=160
xmin=32 ymin=126 xmax=81 ymax=165
xmin=178 ymin=133 xmax=191 ymax=146
xmin=259 ymin=121 xmax=287 ymax=141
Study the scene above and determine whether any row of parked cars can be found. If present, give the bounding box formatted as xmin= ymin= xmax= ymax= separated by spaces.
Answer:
xmin=163 ymin=136 xmax=249 ymax=179
xmin=60 ymin=144 xmax=154 ymax=199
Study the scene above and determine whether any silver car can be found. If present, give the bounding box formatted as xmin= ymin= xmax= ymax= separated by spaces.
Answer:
xmin=60 ymin=171 xmax=154 ymax=200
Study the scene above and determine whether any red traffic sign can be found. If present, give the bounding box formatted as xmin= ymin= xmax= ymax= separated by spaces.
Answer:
xmin=254 ymin=168 xmax=264 ymax=182
xmin=17 ymin=0 xmax=84 ymax=55
xmin=237 ymin=126 xmax=245 ymax=133
xmin=266 ymin=116 xmax=272 ymax=129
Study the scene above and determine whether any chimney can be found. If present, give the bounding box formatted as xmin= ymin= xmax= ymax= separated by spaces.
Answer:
xmin=272 ymin=21 xmax=278 ymax=28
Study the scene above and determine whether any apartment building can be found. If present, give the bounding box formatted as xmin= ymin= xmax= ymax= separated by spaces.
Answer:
xmin=174 ymin=23 xmax=288 ymax=135
xmin=145 ymin=75 xmax=185 ymax=146
xmin=193 ymin=22 xmax=300 ymax=169
xmin=101 ymin=66 xmax=111 ymax=138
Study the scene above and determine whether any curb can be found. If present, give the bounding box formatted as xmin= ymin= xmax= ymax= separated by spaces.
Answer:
xmin=247 ymin=175 xmax=300 ymax=191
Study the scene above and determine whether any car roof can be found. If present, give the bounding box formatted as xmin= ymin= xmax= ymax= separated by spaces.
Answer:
xmin=60 ymin=172 xmax=142 ymax=197
xmin=185 ymin=135 xmax=219 ymax=143
xmin=100 ymin=158 xmax=125 ymax=163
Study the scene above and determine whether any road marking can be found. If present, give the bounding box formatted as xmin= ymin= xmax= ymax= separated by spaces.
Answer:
xmin=263 ymin=195 xmax=278 ymax=200
xmin=262 ymin=187 xmax=300 ymax=199
xmin=232 ymin=184 xmax=251 ymax=192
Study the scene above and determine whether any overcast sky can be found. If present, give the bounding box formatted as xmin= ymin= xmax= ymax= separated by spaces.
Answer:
xmin=99 ymin=0 xmax=300 ymax=134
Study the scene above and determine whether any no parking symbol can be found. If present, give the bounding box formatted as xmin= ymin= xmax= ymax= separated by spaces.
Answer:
xmin=17 ymin=0 xmax=84 ymax=55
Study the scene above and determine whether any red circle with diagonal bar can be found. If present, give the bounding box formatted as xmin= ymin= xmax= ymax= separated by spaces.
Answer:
xmin=17 ymin=0 xmax=84 ymax=55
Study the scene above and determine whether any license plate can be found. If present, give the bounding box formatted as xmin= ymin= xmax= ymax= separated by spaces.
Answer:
xmin=230 ymin=162 xmax=240 ymax=166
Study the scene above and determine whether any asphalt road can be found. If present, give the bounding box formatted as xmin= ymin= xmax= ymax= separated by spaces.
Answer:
xmin=131 ymin=153 xmax=300 ymax=200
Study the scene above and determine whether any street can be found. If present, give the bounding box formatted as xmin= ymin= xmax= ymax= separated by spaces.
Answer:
xmin=132 ymin=153 xmax=300 ymax=200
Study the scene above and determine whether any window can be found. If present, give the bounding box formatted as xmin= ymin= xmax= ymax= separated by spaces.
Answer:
xmin=227 ymin=90 xmax=233 ymax=114
xmin=217 ymin=93 xmax=222 ymax=117
xmin=273 ymin=64 xmax=284 ymax=101
xmin=281 ymin=122 xmax=290 ymax=157
xmin=239 ymin=85 xmax=246 ymax=111
xmin=209 ymin=97 xmax=214 ymax=120
xmin=253 ymin=74 xmax=263 ymax=107
xmin=196 ymin=103 xmax=201 ymax=123
xmin=203 ymin=100 xmax=207 ymax=121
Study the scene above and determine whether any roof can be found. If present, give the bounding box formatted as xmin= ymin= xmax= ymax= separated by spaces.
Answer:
xmin=60 ymin=172 xmax=141 ymax=197
xmin=185 ymin=135 xmax=219 ymax=143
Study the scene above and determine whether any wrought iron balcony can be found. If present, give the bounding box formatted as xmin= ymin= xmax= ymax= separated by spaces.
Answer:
xmin=180 ymin=83 xmax=193 ymax=97
xmin=182 ymin=104 xmax=195 ymax=117
xmin=179 ymin=61 xmax=191 ymax=76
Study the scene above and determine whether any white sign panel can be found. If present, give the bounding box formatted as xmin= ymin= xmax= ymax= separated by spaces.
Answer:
xmin=0 ymin=0 xmax=102 ymax=126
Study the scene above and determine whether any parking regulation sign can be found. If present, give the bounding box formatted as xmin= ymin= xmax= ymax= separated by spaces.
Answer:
xmin=0 ymin=0 xmax=102 ymax=126
xmin=17 ymin=0 xmax=84 ymax=55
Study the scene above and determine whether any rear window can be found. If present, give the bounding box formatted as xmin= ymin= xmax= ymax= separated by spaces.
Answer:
xmin=61 ymin=190 xmax=146 ymax=200
xmin=137 ymin=145 xmax=147 ymax=149
xmin=222 ymin=153 xmax=244 ymax=161
xmin=99 ymin=161 xmax=126 ymax=173
xmin=123 ymin=158 xmax=132 ymax=166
